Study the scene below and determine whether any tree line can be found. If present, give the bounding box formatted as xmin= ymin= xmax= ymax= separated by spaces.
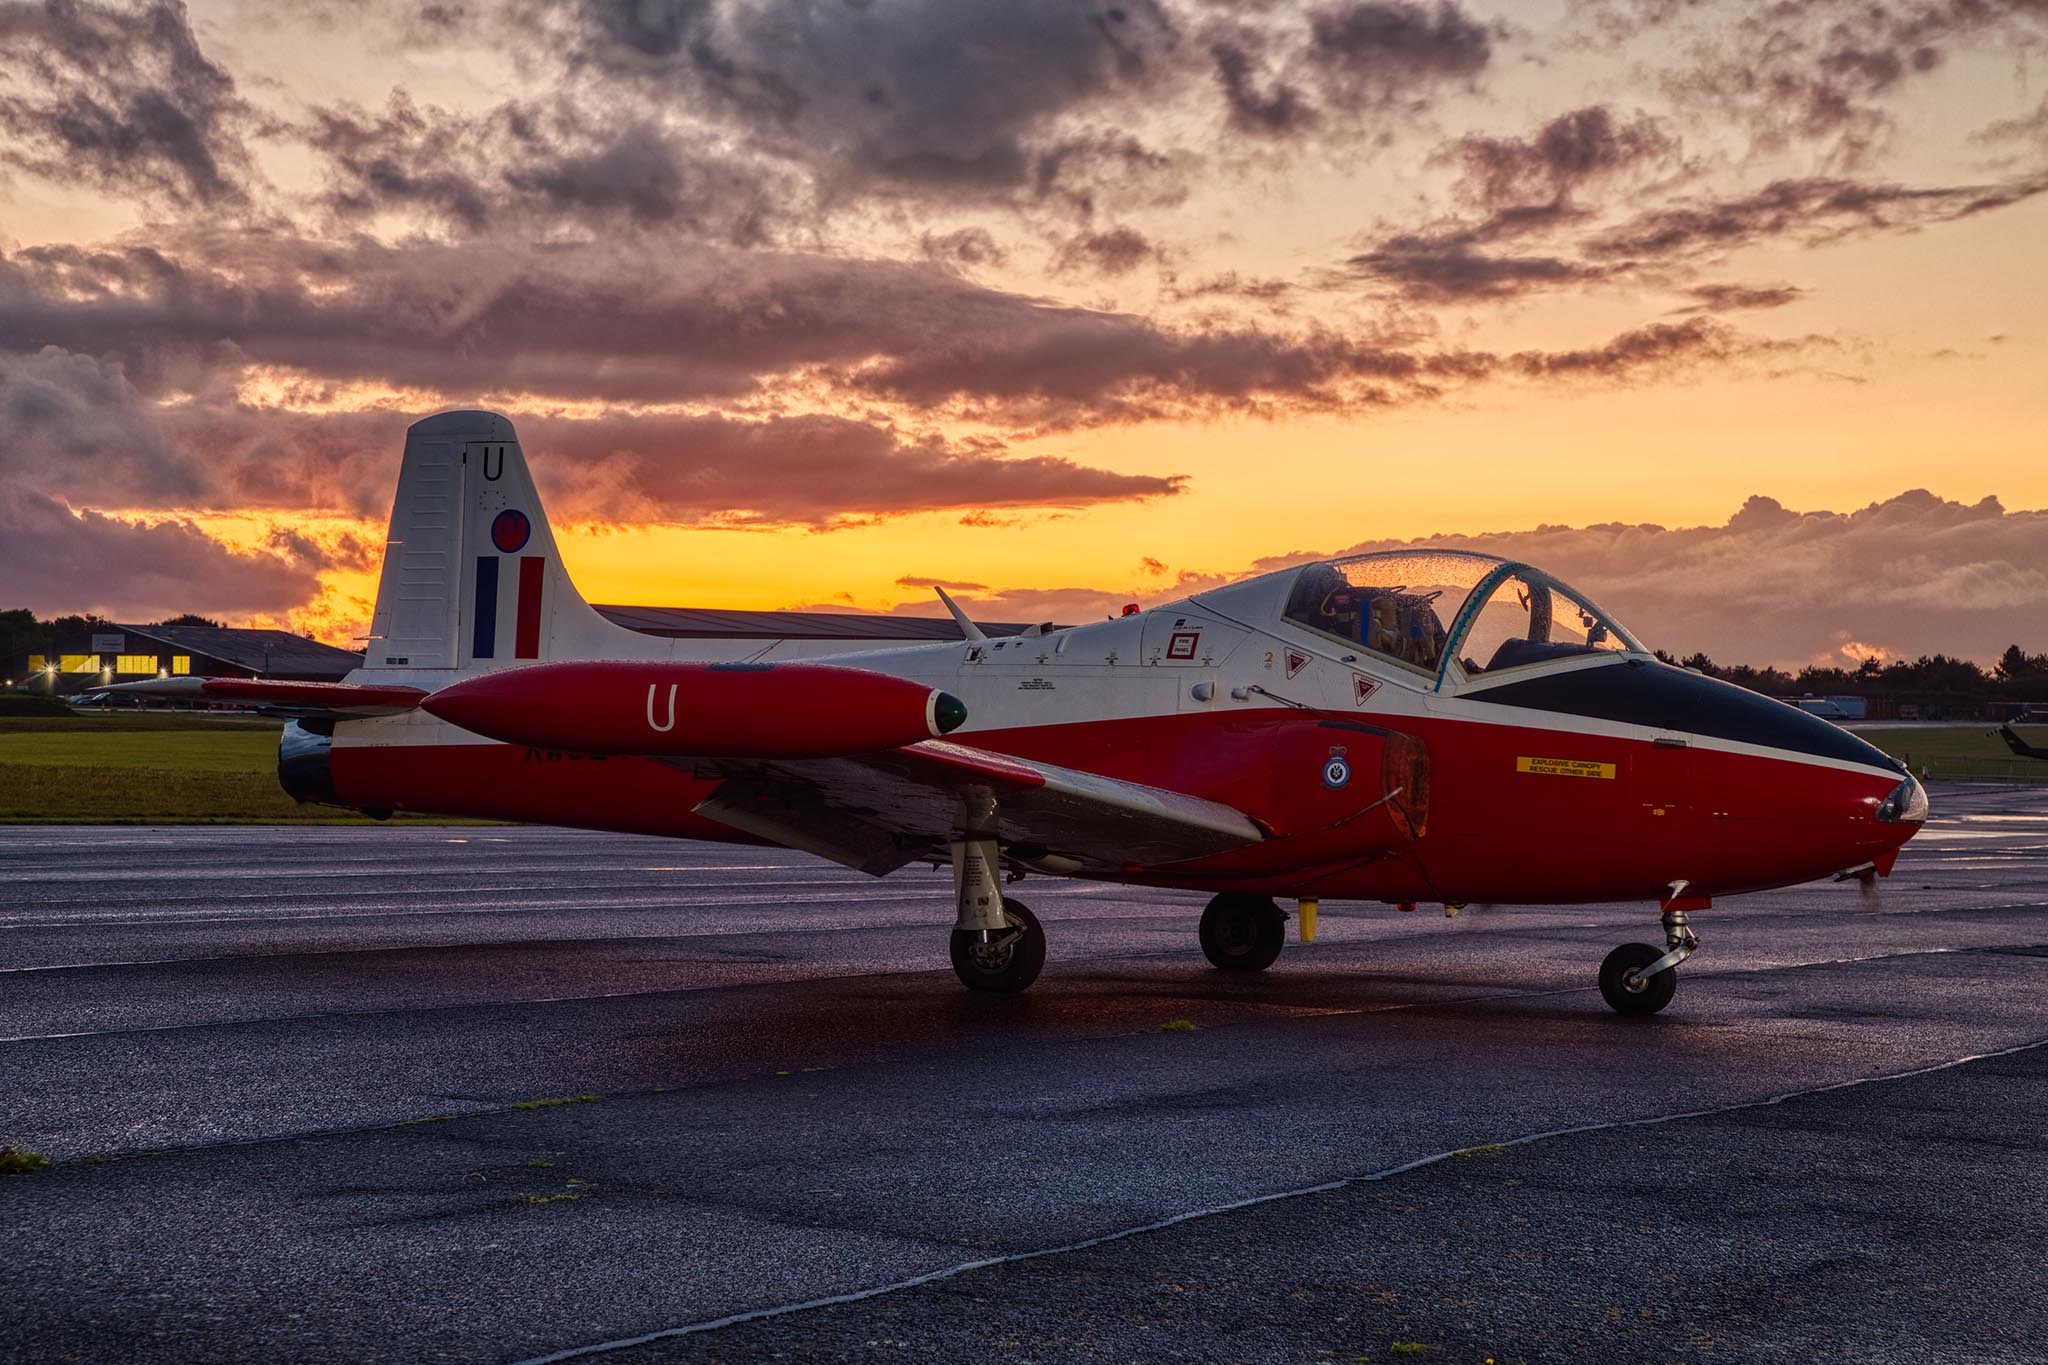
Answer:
xmin=1653 ymin=645 xmax=2048 ymax=718
xmin=1 ymin=609 xmax=226 ymax=664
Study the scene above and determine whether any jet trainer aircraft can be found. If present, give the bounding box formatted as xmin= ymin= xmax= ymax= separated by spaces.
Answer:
xmin=114 ymin=412 xmax=1927 ymax=1014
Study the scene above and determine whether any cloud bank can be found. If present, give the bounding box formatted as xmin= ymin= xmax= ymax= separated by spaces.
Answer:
xmin=0 ymin=0 xmax=2041 ymax=638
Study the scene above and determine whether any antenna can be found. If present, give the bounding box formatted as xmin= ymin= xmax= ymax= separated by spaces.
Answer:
xmin=934 ymin=586 xmax=988 ymax=642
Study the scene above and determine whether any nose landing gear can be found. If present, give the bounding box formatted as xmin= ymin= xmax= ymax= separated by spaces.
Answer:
xmin=1598 ymin=884 xmax=1704 ymax=1015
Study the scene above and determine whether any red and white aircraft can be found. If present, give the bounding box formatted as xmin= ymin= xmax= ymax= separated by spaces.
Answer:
xmin=116 ymin=411 xmax=1928 ymax=1013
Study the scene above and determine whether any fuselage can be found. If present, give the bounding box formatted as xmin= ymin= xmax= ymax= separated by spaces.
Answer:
xmin=296 ymin=589 xmax=1920 ymax=907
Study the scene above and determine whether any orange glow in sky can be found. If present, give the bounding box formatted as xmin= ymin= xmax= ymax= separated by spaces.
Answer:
xmin=2 ymin=0 xmax=2044 ymax=664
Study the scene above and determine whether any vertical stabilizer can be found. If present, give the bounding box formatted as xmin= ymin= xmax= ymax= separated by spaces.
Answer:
xmin=365 ymin=410 xmax=649 ymax=677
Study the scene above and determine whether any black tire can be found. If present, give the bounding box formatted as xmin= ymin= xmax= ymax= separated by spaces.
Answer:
xmin=1200 ymin=893 xmax=1286 ymax=973
xmin=949 ymin=897 xmax=1046 ymax=993
xmin=1599 ymin=942 xmax=1677 ymax=1015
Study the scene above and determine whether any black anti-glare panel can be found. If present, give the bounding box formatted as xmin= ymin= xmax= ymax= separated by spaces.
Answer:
xmin=1470 ymin=661 xmax=1902 ymax=771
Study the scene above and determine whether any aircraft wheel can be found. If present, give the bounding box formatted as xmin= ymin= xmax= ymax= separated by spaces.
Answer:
xmin=950 ymin=897 xmax=1045 ymax=993
xmin=1200 ymin=893 xmax=1286 ymax=973
xmin=1599 ymin=942 xmax=1677 ymax=1015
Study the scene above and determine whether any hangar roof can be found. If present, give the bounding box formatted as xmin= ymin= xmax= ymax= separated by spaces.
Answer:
xmin=593 ymin=605 xmax=1043 ymax=642
xmin=113 ymin=624 xmax=367 ymax=679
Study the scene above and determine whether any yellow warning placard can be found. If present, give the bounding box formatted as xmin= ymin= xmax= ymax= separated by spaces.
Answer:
xmin=1516 ymin=755 xmax=1617 ymax=779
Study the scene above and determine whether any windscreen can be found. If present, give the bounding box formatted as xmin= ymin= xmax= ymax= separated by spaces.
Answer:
xmin=1450 ymin=567 xmax=1640 ymax=678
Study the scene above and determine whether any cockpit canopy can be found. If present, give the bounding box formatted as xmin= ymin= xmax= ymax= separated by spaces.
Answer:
xmin=1278 ymin=550 xmax=1642 ymax=685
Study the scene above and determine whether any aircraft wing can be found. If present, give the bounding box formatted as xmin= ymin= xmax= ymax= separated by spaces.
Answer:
xmin=99 ymin=676 xmax=427 ymax=720
xmin=680 ymin=739 xmax=1266 ymax=876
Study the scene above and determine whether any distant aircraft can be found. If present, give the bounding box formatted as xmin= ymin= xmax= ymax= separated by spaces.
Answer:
xmin=1995 ymin=724 xmax=2048 ymax=760
xmin=112 ymin=412 xmax=1927 ymax=1015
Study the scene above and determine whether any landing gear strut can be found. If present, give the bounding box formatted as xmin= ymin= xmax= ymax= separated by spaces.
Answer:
xmin=1598 ymin=903 xmax=1700 ymax=1016
xmin=946 ymin=814 xmax=1045 ymax=993
xmin=1200 ymin=893 xmax=1286 ymax=973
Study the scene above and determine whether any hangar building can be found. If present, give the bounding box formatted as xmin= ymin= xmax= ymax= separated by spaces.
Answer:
xmin=11 ymin=624 xmax=366 ymax=694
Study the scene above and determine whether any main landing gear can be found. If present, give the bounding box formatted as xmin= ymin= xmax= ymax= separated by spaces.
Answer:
xmin=1200 ymin=893 xmax=1287 ymax=973
xmin=946 ymin=814 xmax=1045 ymax=993
xmin=1598 ymin=884 xmax=1704 ymax=1016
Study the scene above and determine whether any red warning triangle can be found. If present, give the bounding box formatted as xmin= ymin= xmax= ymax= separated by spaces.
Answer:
xmin=1354 ymin=675 xmax=1379 ymax=705
xmin=1285 ymin=650 xmax=1309 ymax=679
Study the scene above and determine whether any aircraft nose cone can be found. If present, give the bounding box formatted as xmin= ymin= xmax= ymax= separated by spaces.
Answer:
xmin=931 ymin=691 xmax=969 ymax=735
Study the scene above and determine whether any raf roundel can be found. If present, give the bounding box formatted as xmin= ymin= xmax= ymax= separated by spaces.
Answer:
xmin=491 ymin=508 xmax=531 ymax=554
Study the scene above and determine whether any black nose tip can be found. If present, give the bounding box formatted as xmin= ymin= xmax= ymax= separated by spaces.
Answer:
xmin=932 ymin=691 xmax=968 ymax=734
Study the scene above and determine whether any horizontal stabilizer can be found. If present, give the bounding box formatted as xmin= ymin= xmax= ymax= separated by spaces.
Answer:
xmin=100 ymin=676 xmax=428 ymax=719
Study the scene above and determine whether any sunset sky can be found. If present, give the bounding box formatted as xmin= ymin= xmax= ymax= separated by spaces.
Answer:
xmin=1 ymin=0 xmax=2043 ymax=666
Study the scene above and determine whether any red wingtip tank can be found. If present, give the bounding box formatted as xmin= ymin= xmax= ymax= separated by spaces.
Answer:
xmin=420 ymin=660 xmax=967 ymax=759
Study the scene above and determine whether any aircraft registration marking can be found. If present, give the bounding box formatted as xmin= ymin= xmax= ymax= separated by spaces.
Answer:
xmin=1516 ymin=756 xmax=1618 ymax=779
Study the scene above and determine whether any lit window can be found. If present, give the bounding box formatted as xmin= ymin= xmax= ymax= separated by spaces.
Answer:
xmin=115 ymin=655 xmax=157 ymax=675
xmin=28 ymin=654 xmax=46 ymax=673
xmin=60 ymin=654 xmax=98 ymax=673
xmin=171 ymin=656 xmax=191 ymax=676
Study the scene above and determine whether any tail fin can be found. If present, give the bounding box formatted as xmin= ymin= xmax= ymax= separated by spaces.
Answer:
xmin=364 ymin=410 xmax=648 ymax=676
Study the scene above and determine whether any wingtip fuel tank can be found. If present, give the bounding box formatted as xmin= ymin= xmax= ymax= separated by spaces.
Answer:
xmin=421 ymin=660 xmax=967 ymax=759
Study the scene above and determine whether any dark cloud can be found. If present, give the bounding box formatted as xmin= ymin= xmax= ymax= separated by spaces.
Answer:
xmin=520 ymin=410 xmax=1188 ymax=527
xmin=1306 ymin=0 xmax=1492 ymax=106
xmin=0 ymin=0 xmax=253 ymax=206
xmin=565 ymin=0 xmax=1183 ymax=200
xmin=896 ymin=576 xmax=989 ymax=591
xmin=1504 ymin=316 xmax=1801 ymax=380
xmin=306 ymin=94 xmax=790 ymax=240
xmin=0 ymin=484 xmax=324 ymax=622
xmin=1209 ymin=36 xmax=1317 ymax=136
xmin=1976 ymin=94 xmax=2048 ymax=152
xmin=1344 ymin=105 xmax=1677 ymax=303
xmin=1162 ymin=271 xmax=1297 ymax=304
xmin=1586 ymin=173 xmax=2048 ymax=260
xmin=1348 ymin=158 xmax=2048 ymax=304
xmin=0 ymin=231 xmax=1418 ymax=421
xmin=0 ymin=340 xmax=1187 ymax=527
xmin=0 ymin=347 xmax=200 ymax=503
xmin=577 ymin=0 xmax=715 ymax=63
xmin=1587 ymin=0 xmax=2048 ymax=163
xmin=1441 ymin=105 xmax=1677 ymax=211
xmin=1674 ymin=283 xmax=1803 ymax=314
xmin=919 ymin=227 xmax=1007 ymax=270
xmin=3 ymin=220 xmax=1829 ymax=445
xmin=1053 ymin=225 xmax=1158 ymax=276
xmin=0 ymin=348 xmax=423 ymax=516
xmin=305 ymin=94 xmax=494 ymax=229
xmin=1347 ymin=226 xmax=1615 ymax=302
